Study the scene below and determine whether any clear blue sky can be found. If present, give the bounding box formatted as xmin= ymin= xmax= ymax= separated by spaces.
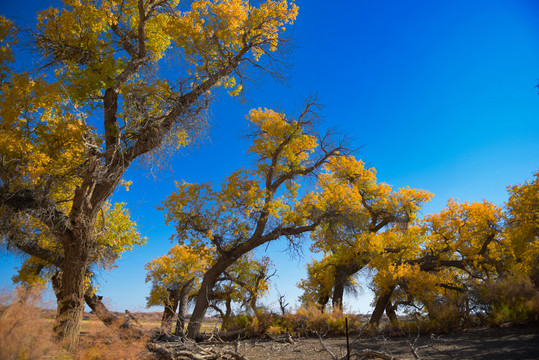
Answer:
xmin=1 ymin=0 xmax=538 ymax=314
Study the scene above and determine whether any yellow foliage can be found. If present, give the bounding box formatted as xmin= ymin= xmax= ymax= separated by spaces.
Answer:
xmin=145 ymin=244 xmax=210 ymax=307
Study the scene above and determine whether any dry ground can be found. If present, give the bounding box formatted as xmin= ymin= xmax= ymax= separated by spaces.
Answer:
xmin=233 ymin=326 xmax=539 ymax=360
xmin=37 ymin=310 xmax=539 ymax=359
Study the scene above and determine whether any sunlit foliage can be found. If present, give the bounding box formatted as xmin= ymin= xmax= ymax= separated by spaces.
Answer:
xmin=162 ymin=100 xmax=349 ymax=338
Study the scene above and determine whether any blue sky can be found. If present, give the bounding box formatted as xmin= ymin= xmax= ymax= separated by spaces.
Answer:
xmin=1 ymin=0 xmax=538 ymax=314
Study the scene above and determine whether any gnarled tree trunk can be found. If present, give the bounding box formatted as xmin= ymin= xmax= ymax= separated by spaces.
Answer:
xmin=84 ymin=290 xmax=120 ymax=327
xmin=51 ymin=240 xmax=90 ymax=350
xmin=187 ymin=256 xmax=239 ymax=339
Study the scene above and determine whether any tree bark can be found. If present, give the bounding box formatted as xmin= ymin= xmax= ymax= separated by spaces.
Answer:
xmin=161 ymin=290 xmax=180 ymax=333
xmin=84 ymin=289 xmax=120 ymax=327
xmin=187 ymin=266 xmax=223 ymax=338
xmin=249 ymin=295 xmax=260 ymax=318
xmin=317 ymin=294 xmax=329 ymax=313
xmin=174 ymin=277 xmax=195 ymax=337
xmin=368 ymin=286 xmax=395 ymax=328
xmin=51 ymin=242 xmax=90 ymax=350
xmin=332 ymin=266 xmax=348 ymax=310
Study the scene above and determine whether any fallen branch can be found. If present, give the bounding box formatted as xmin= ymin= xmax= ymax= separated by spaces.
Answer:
xmin=316 ymin=332 xmax=338 ymax=360
xmin=147 ymin=336 xmax=251 ymax=360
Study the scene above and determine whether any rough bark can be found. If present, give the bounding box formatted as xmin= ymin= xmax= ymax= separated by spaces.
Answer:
xmin=174 ymin=277 xmax=195 ymax=337
xmin=368 ymin=286 xmax=395 ymax=328
xmin=51 ymin=244 xmax=90 ymax=350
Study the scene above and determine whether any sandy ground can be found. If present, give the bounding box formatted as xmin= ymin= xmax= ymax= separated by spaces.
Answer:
xmin=235 ymin=326 xmax=539 ymax=360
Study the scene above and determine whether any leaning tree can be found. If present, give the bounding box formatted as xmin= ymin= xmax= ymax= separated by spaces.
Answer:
xmin=162 ymin=101 xmax=352 ymax=338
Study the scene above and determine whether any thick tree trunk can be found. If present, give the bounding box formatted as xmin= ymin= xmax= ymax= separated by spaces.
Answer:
xmin=249 ymin=296 xmax=260 ymax=318
xmin=187 ymin=260 xmax=233 ymax=339
xmin=332 ymin=267 xmax=348 ymax=310
xmin=174 ymin=277 xmax=195 ymax=337
xmin=368 ymin=286 xmax=395 ymax=329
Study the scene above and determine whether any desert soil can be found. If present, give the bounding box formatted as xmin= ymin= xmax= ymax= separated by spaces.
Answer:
xmin=232 ymin=326 xmax=539 ymax=360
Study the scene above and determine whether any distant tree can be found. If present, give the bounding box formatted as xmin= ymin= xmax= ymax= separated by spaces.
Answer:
xmin=505 ymin=171 xmax=539 ymax=286
xmin=146 ymin=244 xmax=273 ymax=334
xmin=145 ymin=244 xmax=210 ymax=334
xmin=276 ymin=289 xmax=289 ymax=315
xmin=297 ymin=257 xmax=336 ymax=311
xmin=368 ymin=199 xmax=507 ymax=327
xmin=301 ymin=157 xmax=432 ymax=310
xmin=209 ymin=255 xmax=273 ymax=330
xmin=0 ymin=0 xmax=298 ymax=348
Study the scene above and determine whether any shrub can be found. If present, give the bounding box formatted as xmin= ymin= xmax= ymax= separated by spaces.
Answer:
xmin=224 ymin=305 xmax=364 ymax=338
xmin=476 ymin=276 xmax=539 ymax=325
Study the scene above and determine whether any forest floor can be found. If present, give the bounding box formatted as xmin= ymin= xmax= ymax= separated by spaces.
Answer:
xmin=32 ymin=310 xmax=539 ymax=359
xmin=233 ymin=325 xmax=539 ymax=360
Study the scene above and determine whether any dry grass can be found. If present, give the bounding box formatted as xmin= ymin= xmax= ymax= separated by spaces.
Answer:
xmin=78 ymin=323 xmax=150 ymax=360
xmin=0 ymin=287 xmax=153 ymax=359
xmin=0 ymin=287 xmax=62 ymax=360
xmin=0 ymin=287 xmax=225 ymax=359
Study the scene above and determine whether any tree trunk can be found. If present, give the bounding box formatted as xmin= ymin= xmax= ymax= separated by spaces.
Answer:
xmin=161 ymin=291 xmax=180 ymax=333
xmin=174 ymin=277 xmax=195 ymax=337
xmin=84 ymin=289 xmax=120 ymax=327
xmin=52 ymin=243 xmax=89 ymax=350
xmin=332 ymin=267 xmax=348 ymax=310
xmin=368 ymin=286 xmax=395 ymax=329
xmin=317 ymin=294 xmax=329 ymax=313
xmin=224 ymin=299 xmax=232 ymax=329
xmin=187 ymin=260 xmax=233 ymax=339
xmin=385 ymin=300 xmax=398 ymax=324
xmin=249 ymin=295 xmax=260 ymax=318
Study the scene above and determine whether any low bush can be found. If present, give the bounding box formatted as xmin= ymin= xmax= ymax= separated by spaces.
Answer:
xmin=223 ymin=305 xmax=364 ymax=338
